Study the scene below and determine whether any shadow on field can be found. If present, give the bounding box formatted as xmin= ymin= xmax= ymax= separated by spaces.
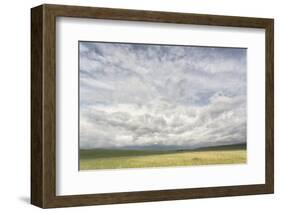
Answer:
xmin=79 ymin=149 xmax=174 ymax=159
xmin=79 ymin=144 xmax=247 ymax=160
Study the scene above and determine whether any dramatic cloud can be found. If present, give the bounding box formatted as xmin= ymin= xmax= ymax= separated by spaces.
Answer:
xmin=79 ymin=42 xmax=247 ymax=149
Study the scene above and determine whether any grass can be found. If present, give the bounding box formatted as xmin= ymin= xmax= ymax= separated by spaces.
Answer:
xmin=79 ymin=146 xmax=247 ymax=170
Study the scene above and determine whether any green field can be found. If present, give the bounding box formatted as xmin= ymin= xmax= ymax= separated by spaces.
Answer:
xmin=79 ymin=144 xmax=246 ymax=170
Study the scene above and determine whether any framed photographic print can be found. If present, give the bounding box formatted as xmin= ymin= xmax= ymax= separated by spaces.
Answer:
xmin=31 ymin=4 xmax=274 ymax=208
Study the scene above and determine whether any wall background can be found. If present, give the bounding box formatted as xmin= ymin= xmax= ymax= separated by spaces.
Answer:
xmin=0 ymin=0 xmax=279 ymax=212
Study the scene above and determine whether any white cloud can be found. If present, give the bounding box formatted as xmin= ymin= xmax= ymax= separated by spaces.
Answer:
xmin=79 ymin=42 xmax=247 ymax=149
xmin=81 ymin=95 xmax=246 ymax=149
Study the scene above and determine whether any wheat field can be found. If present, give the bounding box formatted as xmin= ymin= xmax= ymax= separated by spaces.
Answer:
xmin=79 ymin=146 xmax=246 ymax=170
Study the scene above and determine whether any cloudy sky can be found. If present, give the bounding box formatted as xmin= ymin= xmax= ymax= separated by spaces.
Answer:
xmin=79 ymin=42 xmax=247 ymax=149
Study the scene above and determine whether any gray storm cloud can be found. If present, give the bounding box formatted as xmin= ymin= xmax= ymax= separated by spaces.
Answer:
xmin=79 ymin=42 xmax=247 ymax=149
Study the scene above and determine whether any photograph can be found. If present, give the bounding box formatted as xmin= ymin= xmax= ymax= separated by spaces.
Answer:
xmin=79 ymin=41 xmax=247 ymax=170
xmin=30 ymin=4 xmax=274 ymax=208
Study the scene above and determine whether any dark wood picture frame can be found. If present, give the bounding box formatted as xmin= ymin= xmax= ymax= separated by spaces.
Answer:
xmin=31 ymin=4 xmax=274 ymax=208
